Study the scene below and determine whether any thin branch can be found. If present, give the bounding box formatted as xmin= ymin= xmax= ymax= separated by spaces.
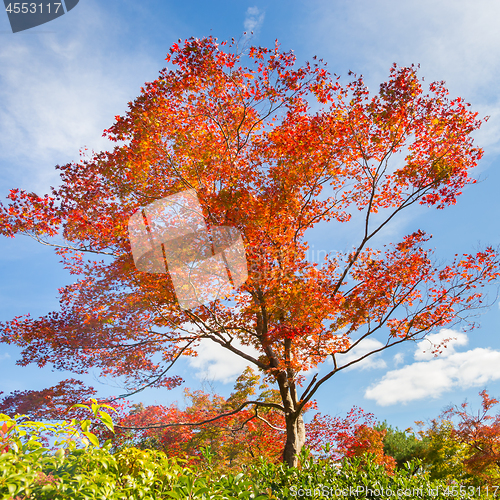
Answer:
xmin=108 ymin=339 xmax=196 ymax=401
xmin=114 ymin=400 xmax=285 ymax=431
xmin=299 ymin=373 xmax=318 ymax=403
xmin=254 ymin=409 xmax=286 ymax=432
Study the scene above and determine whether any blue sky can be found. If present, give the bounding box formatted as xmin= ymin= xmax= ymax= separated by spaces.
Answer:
xmin=1 ymin=0 xmax=500 ymax=432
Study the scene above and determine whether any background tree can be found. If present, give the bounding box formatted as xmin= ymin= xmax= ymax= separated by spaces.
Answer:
xmin=410 ymin=390 xmax=500 ymax=486
xmin=108 ymin=367 xmax=288 ymax=470
xmin=375 ymin=421 xmax=430 ymax=469
xmin=306 ymin=406 xmax=395 ymax=473
xmin=442 ymin=390 xmax=500 ymax=486
xmin=0 ymin=379 xmax=100 ymax=422
xmin=416 ymin=418 xmax=473 ymax=484
xmin=346 ymin=424 xmax=397 ymax=474
xmin=0 ymin=36 xmax=498 ymax=467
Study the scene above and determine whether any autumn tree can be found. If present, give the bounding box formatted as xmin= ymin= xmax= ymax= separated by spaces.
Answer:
xmin=107 ymin=367 xmax=287 ymax=471
xmin=417 ymin=418 xmax=472 ymax=484
xmin=411 ymin=390 xmax=500 ymax=486
xmin=0 ymin=36 xmax=499 ymax=467
xmin=346 ymin=425 xmax=397 ymax=474
xmin=441 ymin=390 xmax=500 ymax=485
xmin=375 ymin=421 xmax=429 ymax=469
xmin=305 ymin=406 xmax=396 ymax=473
xmin=306 ymin=406 xmax=374 ymax=459
xmin=0 ymin=379 xmax=99 ymax=422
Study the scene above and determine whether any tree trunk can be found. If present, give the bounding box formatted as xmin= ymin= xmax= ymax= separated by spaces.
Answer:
xmin=273 ymin=339 xmax=306 ymax=467
xmin=283 ymin=411 xmax=306 ymax=467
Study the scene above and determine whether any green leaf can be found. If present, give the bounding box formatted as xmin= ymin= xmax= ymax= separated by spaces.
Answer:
xmin=71 ymin=403 xmax=90 ymax=410
xmin=83 ymin=431 xmax=100 ymax=447
xmin=80 ymin=419 xmax=91 ymax=433
xmin=98 ymin=411 xmax=115 ymax=433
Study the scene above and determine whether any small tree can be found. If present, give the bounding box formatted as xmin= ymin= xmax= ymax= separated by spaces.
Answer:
xmin=1 ymin=36 xmax=498 ymax=467
xmin=109 ymin=367 xmax=288 ymax=470
xmin=375 ymin=421 xmax=429 ymax=469
xmin=417 ymin=418 xmax=473 ymax=484
xmin=443 ymin=390 xmax=500 ymax=485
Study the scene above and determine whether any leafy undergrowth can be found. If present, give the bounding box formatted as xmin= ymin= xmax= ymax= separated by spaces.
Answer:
xmin=1 ymin=443 xmax=268 ymax=499
xmin=2 ymin=444 xmax=498 ymax=499
xmin=251 ymin=448 xmax=498 ymax=499
xmin=0 ymin=410 xmax=497 ymax=499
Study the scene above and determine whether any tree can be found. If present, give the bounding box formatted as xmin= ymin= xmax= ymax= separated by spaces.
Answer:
xmin=441 ymin=390 xmax=500 ymax=485
xmin=417 ymin=418 xmax=472 ymax=484
xmin=412 ymin=391 xmax=500 ymax=486
xmin=306 ymin=406 xmax=374 ymax=458
xmin=0 ymin=379 xmax=99 ymax=422
xmin=306 ymin=407 xmax=396 ymax=473
xmin=375 ymin=421 xmax=429 ymax=469
xmin=0 ymin=36 xmax=498 ymax=467
xmin=346 ymin=424 xmax=397 ymax=473
xmin=107 ymin=367 xmax=288 ymax=471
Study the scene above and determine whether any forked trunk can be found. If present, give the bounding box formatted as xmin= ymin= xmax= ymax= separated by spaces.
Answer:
xmin=274 ymin=342 xmax=306 ymax=468
xmin=283 ymin=412 xmax=306 ymax=467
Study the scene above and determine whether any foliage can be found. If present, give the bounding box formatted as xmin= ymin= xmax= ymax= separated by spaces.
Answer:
xmin=1 ymin=35 xmax=498 ymax=466
xmin=416 ymin=390 xmax=500 ymax=487
xmin=0 ymin=399 xmax=118 ymax=457
xmin=0 ymin=412 xmax=94 ymax=455
xmin=0 ymin=379 xmax=99 ymax=422
xmin=306 ymin=406 xmax=376 ymax=459
xmin=417 ymin=418 xmax=473 ymax=485
xmin=346 ymin=424 xmax=397 ymax=473
xmin=107 ymin=367 xmax=287 ymax=471
xmin=445 ymin=390 xmax=500 ymax=486
xmin=305 ymin=406 xmax=395 ymax=472
xmin=251 ymin=447 xmax=495 ymax=499
xmin=0 ymin=381 xmax=132 ymax=427
xmin=1 ymin=407 xmax=498 ymax=499
xmin=0 ymin=410 xmax=267 ymax=499
xmin=375 ymin=421 xmax=430 ymax=469
xmin=1 ymin=440 xmax=269 ymax=499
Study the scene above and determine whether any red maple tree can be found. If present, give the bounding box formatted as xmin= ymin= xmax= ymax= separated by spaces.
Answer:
xmin=443 ymin=390 xmax=500 ymax=484
xmin=306 ymin=406 xmax=396 ymax=472
xmin=104 ymin=367 xmax=288 ymax=470
xmin=0 ymin=37 xmax=498 ymax=466
xmin=0 ymin=379 xmax=99 ymax=422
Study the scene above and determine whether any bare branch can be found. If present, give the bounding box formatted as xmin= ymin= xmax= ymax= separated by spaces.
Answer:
xmin=114 ymin=399 xmax=285 ymax=431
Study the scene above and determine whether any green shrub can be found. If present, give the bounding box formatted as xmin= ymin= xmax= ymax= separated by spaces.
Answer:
xmin=0 ymin=409 xmax=268 ymax=499
xmin=1 ymin=409 xmax=496 ymax=499
xmin=249 ymin=447 xmax=496 ymax=499
xmin=0 ymin=440 xmax=271 ymax=499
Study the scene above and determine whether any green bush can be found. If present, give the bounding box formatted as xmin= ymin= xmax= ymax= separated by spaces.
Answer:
xmin=0 ymin=408 xmax=267 ymax=499
xmin=1 ymin=408 xmax=496 ymax=499
xmin=249 ymin=447 xmax=496 ymax=499
xmin=0 ymin=443 xmax=268 ymax=499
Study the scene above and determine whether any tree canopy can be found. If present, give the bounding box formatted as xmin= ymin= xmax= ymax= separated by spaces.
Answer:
xmin=0 ymin=36 xmax=498 ymax=466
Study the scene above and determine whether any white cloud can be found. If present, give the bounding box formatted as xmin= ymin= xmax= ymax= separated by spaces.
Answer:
xmin=365 ymin=329 xmax=500 ymax=406
xmin=243 ymin=7 xmax=265 ymax=35
xmin=335 ymin=337 xmax=387 ymax=371
xmin=0 ymin=353 xmax=11 ymax=361
xmin=393 ymin=352 xmax=405 ymax=366
xmin=414 ymin=329 xmax=469 ymax=361
xmin=0 ymin=4 xmax=162 ymax=193
xmin=188 ymin=338 xmax=261 ymax=384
